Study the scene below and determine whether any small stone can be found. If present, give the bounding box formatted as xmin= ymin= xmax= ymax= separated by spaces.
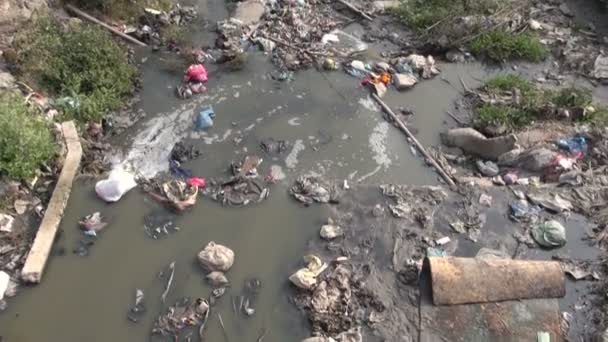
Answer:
xmin=320 ymin=224 xmax=343 ymax=240
xmin=393 ymin=73 xmax=418 ymax=90
xmin=372 ymin=204 xmax=385 ymax=217
xmin=234 ymin=0 xmax=265 ymax=24
xmin=476 ymin=160 xmax=499 ymax=177
xmin=528 ymin=19 xmax=542 ymax=30
xmin=559 ymin=3 xmax=573 ymax=16
xmin=479 ymin=193 xmax=493 ymax=206
xmin=0 ymin=214 xmax=14 ymax=233
xmin=350 ymin=60 xmax=366 ymax=72
xmin=375 ymin=61 xmax=391 ymax=72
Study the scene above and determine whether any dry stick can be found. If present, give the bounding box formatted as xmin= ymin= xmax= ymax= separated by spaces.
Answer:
xmin=446 ymin=110 xmax=467 ymax=126
xmin=217 ymin=313 xmax=230 ymax=342
xmin=371 ymin=93 xmax=456 ymax=187
xmin=65 ymin=4 xmax=147 ymax=47
xmin=459 ymin=75 xmax=473 ymax=94
xmin=336 ymin=0 xmax=374 ymax=21
xmin=160 ymin=261 xmax=175 ymax=304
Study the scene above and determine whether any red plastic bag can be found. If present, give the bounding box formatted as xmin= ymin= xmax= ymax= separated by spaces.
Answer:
xmin=185 ymin=64 xmax=208 ymax=83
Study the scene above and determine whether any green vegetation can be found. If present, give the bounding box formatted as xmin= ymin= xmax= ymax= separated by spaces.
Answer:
xmin=0 ymin=94 xmax=55 ymax=179
xmin=470 ymin=30 xmax=546 ymax=62
xmin=69 ymin=0 xmax=173 ymax=21
xmin=476 ymin=75 xmax=608 ymax=128
xmin=14 ymin=17 xmax=136 ymax=123
xmin=393 ymin=0 xmax=546 ymax=63
xmin=392 ymin=0 xmax=498 ymax=30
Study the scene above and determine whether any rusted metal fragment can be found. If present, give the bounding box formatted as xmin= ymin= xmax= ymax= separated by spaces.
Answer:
xmin=420 ymin=297 xmax=563 ymax=341
xmin=419 ymin=261 xmax=563 ymax=341
xmin=428 ymin=257 xmax=565 ymax=305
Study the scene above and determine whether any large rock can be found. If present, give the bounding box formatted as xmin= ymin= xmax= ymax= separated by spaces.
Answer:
xmin=441 ymin=128 xmax=517 ymax=160
xmin=234 ymin=0 xmax=265 ymax=25
xmin=394 ymin=73 xmax=418 ymax=90
xmin=197 ymin=241 xmax=235 ymax=272
xmin=372 ymin=0 xmax=399 ymax=10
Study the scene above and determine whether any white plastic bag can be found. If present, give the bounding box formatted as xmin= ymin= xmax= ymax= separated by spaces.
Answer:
xmin=95 ymin=168 xmax=137 ymax=203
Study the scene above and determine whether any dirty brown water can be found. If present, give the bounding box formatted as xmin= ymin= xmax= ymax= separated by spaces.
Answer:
xmin=0 ymin=2 xmax=602 ymax=341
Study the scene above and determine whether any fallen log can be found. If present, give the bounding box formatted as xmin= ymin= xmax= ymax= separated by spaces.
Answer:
xmin=371 ymin=93 xmax=456 ymax=187
xmin=336 ymin=0 xmax=374 ymax=21
xmin=65 ymin=4 xmax=147 ymax=47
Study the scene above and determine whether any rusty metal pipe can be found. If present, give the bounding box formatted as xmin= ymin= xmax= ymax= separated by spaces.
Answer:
xmin=428 ymin=257 xmax=565 ymax=305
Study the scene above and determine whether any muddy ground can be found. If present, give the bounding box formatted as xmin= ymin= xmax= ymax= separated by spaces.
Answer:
xmin=292 ymin=181 xmax=607 ymax=341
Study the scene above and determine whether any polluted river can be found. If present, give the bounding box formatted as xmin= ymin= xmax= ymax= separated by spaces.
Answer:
xmin=2 ymin=0 xmax=608 ymax=341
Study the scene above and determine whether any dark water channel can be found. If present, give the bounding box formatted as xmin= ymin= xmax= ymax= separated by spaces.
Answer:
xmin=4 ymin=0 xmax=599 ymax=340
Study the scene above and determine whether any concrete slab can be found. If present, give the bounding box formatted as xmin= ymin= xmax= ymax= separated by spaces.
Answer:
xmin=21 ymin=121 xmax=82 ymax=283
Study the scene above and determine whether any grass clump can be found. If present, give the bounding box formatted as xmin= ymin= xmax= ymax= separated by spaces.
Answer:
xmin=476 ymin=75 xmax=608 ymax=129
xmin=0 ymin=94 xmax=55 ymax=179
xmin=477 ymin=104 xmax=531 ymax=128
xmin=69 ymin=0 xmax=173 ymax=21
xmin=14 ymin=17 xmax=136 ymax=123
xmin=393 ymin=0 xmax=498 ymax=30
xmin=470 ymin=30 xmax=547 ymax=62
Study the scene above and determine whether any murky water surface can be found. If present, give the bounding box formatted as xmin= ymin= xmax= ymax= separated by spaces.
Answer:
xmin=2 ymin=1 xmax=597 ymax=340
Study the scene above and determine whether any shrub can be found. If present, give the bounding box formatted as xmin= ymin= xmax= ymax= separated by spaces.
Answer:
xmin=0 ymin=94 xmax=55 ymax=179
xmin=485 ymin=74 xmax=534 ymax=93
xmin=14 ymin=16 xmax=136 ymax=123
xmin=470 ymin=30 xmax=547 ymax=62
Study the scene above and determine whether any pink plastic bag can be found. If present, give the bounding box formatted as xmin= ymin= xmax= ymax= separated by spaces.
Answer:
xmin=185 ymin=64 xmax=208 ymax=83
xmin=187 ymin=177 xmax=207 ymax=189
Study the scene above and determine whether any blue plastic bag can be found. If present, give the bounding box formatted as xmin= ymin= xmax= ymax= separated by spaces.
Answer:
xmin=557 ymin=136 xmax=587 ymax=155
xmin=196 ymin=106 xmax=215 ymax=130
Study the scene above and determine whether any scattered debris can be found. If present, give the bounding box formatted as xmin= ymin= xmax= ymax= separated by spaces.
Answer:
xmin=78 ymin=212 xmax=108 ymax=232
xmin=290 ymin=176 xmax=331 ymax=204
xmin=127 ymin=288 xmax=146 ymax=323
xmin=151 ymin=297 xmax=209 ymax=337
xmin=207 ymin=155 xmax=270 ymax=206
xmin=320 ymin=219 xmax=343 ymax=240
xmin=289 ymin=255 xmax=328 ymax=290
xmin=161 ymin=261 xmax=175 ymax=303
xmin=198 ymin=241 xmax=235 ymax=272
xmin=0 ymin=271 xmax=9 ymax=300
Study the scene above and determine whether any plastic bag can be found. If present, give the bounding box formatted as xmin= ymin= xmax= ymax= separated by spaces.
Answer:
xmin=532 ymin=220 xmax=566 ymax=248
xmin=95 ymin=168 xmax=137 ymax=202
xmin=289 ymin=255 xmax=328 ymax=290
xmin=196 ymin=106 xmax=215 ymax=130
xmin=185 ymin=64 xmax=208 ymax=83
xmin=198 ymin=241 xmax=235 ymax=272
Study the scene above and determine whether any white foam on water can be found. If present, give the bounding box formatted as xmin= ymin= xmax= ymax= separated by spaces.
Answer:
xmin=369 ymin=121 xmax=392 ymax=168
xmin=287 ymin=117 xmax=301 ymax=126
xmin=270 ymin=165 xmax=286 ymax=181
xmin=359 ymin=96 xmax=380 ymax=112
xmin=285 ymin=139 xmax=305 ymax=169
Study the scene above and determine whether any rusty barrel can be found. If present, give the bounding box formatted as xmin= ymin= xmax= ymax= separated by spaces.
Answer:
xmin=428 ymin=257 xmax=565 ymax=305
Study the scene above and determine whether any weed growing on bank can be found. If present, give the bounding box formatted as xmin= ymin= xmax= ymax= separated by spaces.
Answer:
xmin=470 ymin=30 xmax=547 ymax=63
xmin=14 ymin=16 xmax=136 ymax=123
xmin=68 ymin=0 xmax=173 ymax=21
xmin=0 ymin=93 xmax=55 ymax=179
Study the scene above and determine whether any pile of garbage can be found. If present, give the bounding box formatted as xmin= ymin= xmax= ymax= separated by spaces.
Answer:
xmin=151 ymin=297 xmax=210 ymax=338
xmin=205 ymin=155 xmax=271 ymax=207
xmin=343 ymin=54 xmax=440 ymax=97
xmin=290 ymin=176 xmax=334 ymax=204
xmin=290 ymin=257 xmax=366 ymax=342
xmin=123 ymin=5 xmax=197 ymax=48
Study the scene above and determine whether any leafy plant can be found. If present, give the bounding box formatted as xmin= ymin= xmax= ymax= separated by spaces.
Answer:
xmin=0 ymin=94 xmax=55 ymax=179
xmin=14 ymin=16 xmax=136 ymax=122
xmin=68 ymin=0 xmax=173 ymax=21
